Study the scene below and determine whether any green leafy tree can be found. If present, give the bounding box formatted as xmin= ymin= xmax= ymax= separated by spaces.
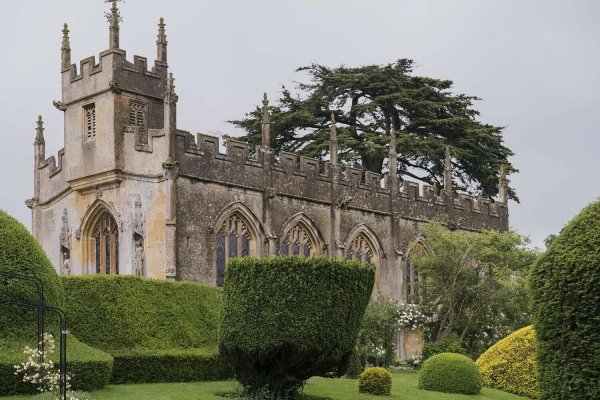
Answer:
xmin=230 ymin=60 xmax=517 ymax=200
xmin=412 ymin=221 xmax=536 ymax=355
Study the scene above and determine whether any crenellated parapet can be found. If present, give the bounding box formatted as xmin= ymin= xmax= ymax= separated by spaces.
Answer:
xmin=174 ymin=132 xmax=508 ymax=232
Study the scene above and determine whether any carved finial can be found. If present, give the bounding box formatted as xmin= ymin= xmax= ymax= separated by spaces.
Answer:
xmin=61 ymin=23 xmax=71 ymax=70
xmin=261 ymin=93 xmax=271 ymax=148
xmin=444 ymin=145 xmax=453 ymax=193
xmin=157 ymin=17 xmax=168 ymax=63
xmin=108 ymin=0 xmax=120 ymax=49
xmin=164 ymin=73 xmax=178 ymax=104
xmin=498 ymin=164 xmax=509 ymax=203
xmin=330 ymin=112 xmax=338 ymax=165
xmin=34 ymin=115 xmax=45 ymax=145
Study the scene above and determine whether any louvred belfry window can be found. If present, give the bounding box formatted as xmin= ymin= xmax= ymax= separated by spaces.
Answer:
xmin=84 ymin=103 xmax=96 ymax=140
xmin=215 ymin=214 xmax=253 ymax=287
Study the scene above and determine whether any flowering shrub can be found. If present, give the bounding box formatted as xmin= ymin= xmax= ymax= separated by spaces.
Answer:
xmin=397 ymin=304 xmax=426 ymax=330
xmin=14 ymin=334 xmax=86 ymax=400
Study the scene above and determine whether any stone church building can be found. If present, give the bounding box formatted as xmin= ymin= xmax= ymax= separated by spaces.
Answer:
xmin=27 ymin=2 xmax=508 ymax=358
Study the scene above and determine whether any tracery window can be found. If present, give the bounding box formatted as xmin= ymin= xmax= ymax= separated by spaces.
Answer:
xmin=91 ymin=212 xmax=119 ymax=275
xmin=215 ymin=213 xmax=253 ymax=287
xmin=280 ymin=223 xmax=315 ymax=257
xmin=84 ymin=103 xmax=96 ymax=140
xmin=345 ymin=233 xmax=375 ymax=264
xmin=406 ymin=243 xmax=427 ymax=304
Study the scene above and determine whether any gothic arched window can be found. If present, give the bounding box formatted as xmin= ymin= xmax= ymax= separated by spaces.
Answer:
xmin=345 ymin=232 xmax=376 ymax=264
xmin=91 ymin=212 xmax=119 ymax=275
xmin=406 ymin=242 xmax=428 ymax=304
xmin=215 ymin=213 xmax=254 ymax=287
xmin=280 ymin=223 xmax=317 ymax=257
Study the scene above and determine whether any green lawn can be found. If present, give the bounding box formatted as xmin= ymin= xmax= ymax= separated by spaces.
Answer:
xmin=1 ymin=371 xmax=528 ymax=400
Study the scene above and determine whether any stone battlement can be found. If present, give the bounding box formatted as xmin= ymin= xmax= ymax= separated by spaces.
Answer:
xmin=174 ymin=131 xmax=507 ymax=231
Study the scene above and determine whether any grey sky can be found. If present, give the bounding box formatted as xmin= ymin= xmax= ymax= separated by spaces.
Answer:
xmin=1 ymin=0 xmax=599 ymax=248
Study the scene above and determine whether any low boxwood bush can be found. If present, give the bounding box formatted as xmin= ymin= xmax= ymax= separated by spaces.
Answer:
xmin=62 ymin=275 xmax=232 ymax=384
xmin=0 ymin=210 xmax=112 ymax=396
xmin=219 ymin=256 xmax=375 ymax=398
xmin=530 ymin=200 xmax=600 ymax=399
xmin=476 ymin=325 xmax=538 ymax=398
xmin=421 ymin=337 xmax=467 ymax=362
xmin=419 ymin=352 xmax=483 ymax=395
xmin=358 ymin=367 xmax=392 ymax=396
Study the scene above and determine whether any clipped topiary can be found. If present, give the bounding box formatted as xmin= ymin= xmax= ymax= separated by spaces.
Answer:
xmin=421 ymin=336 xmax=467 ymax=362
xmin=476 ymin=325 xmax=538 ymax=398
xmin=419 ymin=352 xmax=482 ymax=395
xmin=0 ymin=210 xmax=65 ymax=339
xmin=219 ymin=256 xmax=375 ymax=398
xmin=530 ymin=199 xmax=600 ymax=399
xmin=0 ymin=210 xmax=113 ymax=396
xmin=62 ymin=275 xmax=231 ymax=384
xmin=358 ymin=367 xmax=392 ymax=396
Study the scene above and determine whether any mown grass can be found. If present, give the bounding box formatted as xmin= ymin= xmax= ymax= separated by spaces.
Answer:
xmin=1 ymin=371 xmax=529 ymax=400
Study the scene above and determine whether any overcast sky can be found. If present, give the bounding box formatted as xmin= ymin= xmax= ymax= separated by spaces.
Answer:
xmin=1 ymin=0 xmax=599 ymax=249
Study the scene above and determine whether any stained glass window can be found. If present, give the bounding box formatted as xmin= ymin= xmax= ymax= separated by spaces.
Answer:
xmin=90 ymin=212 xmax=119 ymax=275
xmin=215 ymin=213 xmax=253 ymax=287
xmin=346 ymin=233 xmax=375 ymax=265
xmin=280 ymin=223 xmax=316 ymax=257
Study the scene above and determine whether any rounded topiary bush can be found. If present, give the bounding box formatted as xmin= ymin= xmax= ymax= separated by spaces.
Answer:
xmin=476 ymin=325 xmax=538 ymax=398
xmin=358 ymin=367 xmax=392 ymax=396
xmin=419 ymin=352 xmax=482 ymax=395
xmin=530 ymin=199 xmax=600 ymax=399
xmin=219 ymin=256 xmax=375 ymax=398
xmin=0 ymin=210 xmax=113 ymax=396
xmin=0 ymin=210 xmax=65 ymax=339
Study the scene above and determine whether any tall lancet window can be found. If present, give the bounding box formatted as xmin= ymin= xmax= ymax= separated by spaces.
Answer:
xmin=280 ymin=223 xmax=316 ymax=257
xmin=406 ymin=242 xmax=428 ymax=304
xmin=91 ymin=212 xmax=119 ymax=275
xmin=215 ymin=213 xmax=254 ymax=287
xmin=345 ymin=233 xmax=376 ymax=264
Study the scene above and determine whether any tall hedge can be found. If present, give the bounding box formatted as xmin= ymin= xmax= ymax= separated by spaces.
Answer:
xmin=219 ymin=256 xmax=375 ymax=398
xmin=476 ymin=325 xmax=538 ymax=398
xmin=62 ymin=275 xmax=231 ymax=383
xmin=0 ymin=210 xmax=64 ymax=338
xmin=0 ymin=210 xmax=113 ymax=396
xmin=530 ymin=199 xmax=600 ymax=399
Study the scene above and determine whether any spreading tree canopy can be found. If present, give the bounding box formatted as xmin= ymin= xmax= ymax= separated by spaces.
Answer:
xmin=230 ymin=60 xmax=517 ymax=200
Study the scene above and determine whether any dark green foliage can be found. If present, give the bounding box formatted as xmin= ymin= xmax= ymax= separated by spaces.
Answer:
xmin=230 ymin=60 xmax=517 ymax=200
xmin=219 ymin=256 xmax=375 ymax=398
xmin=110 ymin=348 xmax=231 ymax=384
xmin=0 ymin=210 xmax=113 ymax=396
xmin=345 ymin=351 xmax=364 ymax=379
xmin=0 ymin=209 xmax=65 ymax=338
xmin=418 ymin=353 xmax=483 ymax=395
xmin=529 ymin=200 xmax=600 ymax=399
xmin=62 ymin=275 xmax=232 ymax=384
xmin=421 ymin=337 xmax=467 ymax=362
xmin=358 ymin=367 xmax=392 ymax=396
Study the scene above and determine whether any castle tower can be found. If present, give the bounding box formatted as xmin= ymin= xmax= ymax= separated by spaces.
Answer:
xmin=30 ymin=2 xmax=176 ymax=279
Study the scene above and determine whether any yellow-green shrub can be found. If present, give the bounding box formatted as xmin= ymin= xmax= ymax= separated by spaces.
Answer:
xmin=476 ymin=326 xmax=538 ymax=398
xmin=359 ymin=367 xmax=392 ymax=396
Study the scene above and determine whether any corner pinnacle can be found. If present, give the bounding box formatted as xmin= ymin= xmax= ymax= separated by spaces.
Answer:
xmin=34 ymin=115 xmax=45 ymax=145
xmin=61 ymin=23 xmax=71 ymax=69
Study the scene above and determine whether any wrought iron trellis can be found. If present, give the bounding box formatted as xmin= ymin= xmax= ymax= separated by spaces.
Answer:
xmin=0 ymin=272 xmax=67 ymax=400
